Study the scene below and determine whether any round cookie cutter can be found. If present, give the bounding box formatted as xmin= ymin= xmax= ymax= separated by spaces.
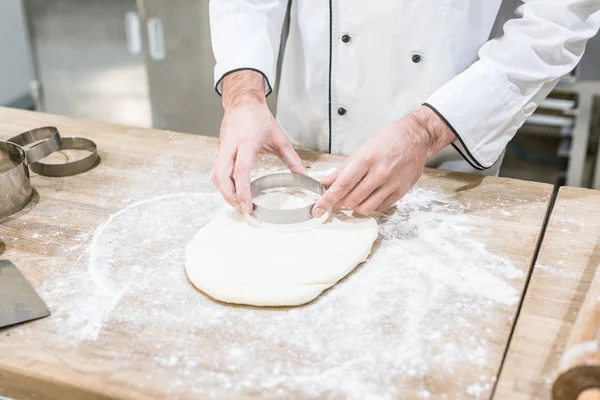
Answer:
xmin=29 ymin=137 xmax=99 ymax=177
xmin=1 ymin=126 xmax=99 ymax=220
xmin=8 ymin=126 xmax=62 ymax=164
xmin=1 ymin=126 xmax=63 ymax=218
xmin=0 ymin=141 xmax=33 ymax=219
xmin=250 ymin=173 xmax=325 ymax=224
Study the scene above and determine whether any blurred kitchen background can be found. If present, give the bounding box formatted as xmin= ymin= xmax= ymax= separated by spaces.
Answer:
xmin=2 ymin=0 xmax=600 ymax=188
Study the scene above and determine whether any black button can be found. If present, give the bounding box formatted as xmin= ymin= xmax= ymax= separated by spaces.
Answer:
xmin=337 ymin=107 xmax=347 ymax=116
xmin=341 ymin=34 xmax=351 ymax=43
xmin=412 ymin=54 xmax=422 ymax=63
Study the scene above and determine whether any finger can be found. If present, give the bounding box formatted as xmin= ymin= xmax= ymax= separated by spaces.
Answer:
xmin=338 ymin=169 xmax=387 ymax=209
xmin=312 ymin=160 xmax=368 ymax=217
xmin=275 ymin=138 xmax=307 ymax=175
xmin=210 ymin=146 xmax=239 ymax=209
xmin=375 ymin=191 xmax=403 ymax=213
xmin=232 ymin=146 xmax=258 ymax=214
xmin=354 ymin=185 xmax=395 ymax=216
xmin=321 ymin=157 xmax=351 ymax=188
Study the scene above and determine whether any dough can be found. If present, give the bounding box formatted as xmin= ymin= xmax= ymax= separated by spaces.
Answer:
xmin=185 ymin=191 xmax=378 ymax=307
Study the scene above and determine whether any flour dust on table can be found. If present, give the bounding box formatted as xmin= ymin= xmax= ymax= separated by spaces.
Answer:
xmin=22 ymin=167 xmax=525 ymax=399
xmin=185 ymin=189 xmax=378 ymax=306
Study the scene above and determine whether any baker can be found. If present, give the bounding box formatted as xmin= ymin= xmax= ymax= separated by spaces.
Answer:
xmin=209 ymin=1 xmax=600 ymax=217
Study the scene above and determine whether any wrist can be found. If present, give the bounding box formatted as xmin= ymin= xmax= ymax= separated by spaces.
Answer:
xmin=410 ymin=105 xmax=456 ymax=157
xmin=221 ymin=70 xmax=266 ymax=111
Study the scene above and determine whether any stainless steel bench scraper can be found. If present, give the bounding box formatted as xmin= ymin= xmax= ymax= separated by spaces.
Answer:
xmin=0 ymin=260 xmax=50 ymax=329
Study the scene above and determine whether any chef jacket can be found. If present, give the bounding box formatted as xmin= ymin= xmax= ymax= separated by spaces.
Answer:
xmin=210 ymin=0 xmax=600 ymax=176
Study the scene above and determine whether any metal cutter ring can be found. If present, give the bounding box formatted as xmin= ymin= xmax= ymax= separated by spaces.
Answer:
xmin=250 ymin=173 xmax=325 ymax=224
xmin=0 ymin=141 xmax=33 ymax=220
xmin=29 ymin=137 xmax=99 ymax=177
xmin=8 ymin=126 xmax=62 ymax=164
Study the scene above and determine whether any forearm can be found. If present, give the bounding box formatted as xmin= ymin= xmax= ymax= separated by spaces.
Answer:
xmin=210 ymin=0 xmax=289 ymax=98
xmin=406 ymin=106 xmax=456 ymax=158
xmin=425 ymin=2 xmax=600 ymax=169
xmin=221 ymin=70 xmax=266 ymax=110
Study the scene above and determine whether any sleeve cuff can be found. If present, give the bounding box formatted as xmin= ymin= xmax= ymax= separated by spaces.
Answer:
xmin=214 ymin=67 xmax=273 ymax=97
xmin=425 ymin=60 xmax=526 ymax=169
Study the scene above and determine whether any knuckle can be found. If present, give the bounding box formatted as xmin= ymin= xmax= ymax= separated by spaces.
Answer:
xmin=375 ymin=166 xmax=391 ymax=181
xmin=362 ymin=153 xmax=377 ymax=165
xmin=337 ymin=182 xmax=351 ymax=194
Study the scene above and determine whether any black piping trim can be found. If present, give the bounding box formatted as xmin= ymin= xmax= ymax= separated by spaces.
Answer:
xmin=327 ymin=0 xmax=333 ymax=154
xmin=450 ymin=143 xmax=485 ymax=171
xmin=423 ymin=102 xmax=490 ymax=171
xmin=214 ymin=67 xmax=273 ymax=97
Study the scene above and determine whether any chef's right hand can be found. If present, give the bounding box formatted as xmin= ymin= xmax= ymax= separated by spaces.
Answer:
xmin=210 ymin=70 xmax=306 ymax=214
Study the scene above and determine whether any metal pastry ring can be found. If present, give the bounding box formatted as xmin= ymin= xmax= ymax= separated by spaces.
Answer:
xmin=0 ymin=141 xmax=33 ymax=219
xmin=29 ymin=137 xmax=99 ymax=177
xmin=8 ymin=126 xmax=62 ymax=164
xmin=250 ymin=173 xmax=325 ymax=224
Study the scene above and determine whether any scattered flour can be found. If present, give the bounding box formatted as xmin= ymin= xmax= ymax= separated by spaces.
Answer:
xmin=536 ymin=264 xmax=577 ymax=279
xmin=17 ymin=167 xmax=525 ymax=399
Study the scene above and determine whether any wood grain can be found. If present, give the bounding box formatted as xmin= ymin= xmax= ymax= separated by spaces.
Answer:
xmin=495 ymin=187 xmax=600 ymax=400
xmin=0 ymin=107 xmax=553 ymax=399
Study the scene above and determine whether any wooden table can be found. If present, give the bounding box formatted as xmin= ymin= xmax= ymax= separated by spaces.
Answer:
xmin=0 ymin=107 xmax=552 ymax=399
xmin=495 ymin=186 xmax=600 ymax=400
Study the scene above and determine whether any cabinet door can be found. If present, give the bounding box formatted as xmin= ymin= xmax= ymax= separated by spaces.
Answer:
xmin=24 ymin=0 xmax=152 ymax=128
xmin=139 ymin=0 xmax=221 ymax=136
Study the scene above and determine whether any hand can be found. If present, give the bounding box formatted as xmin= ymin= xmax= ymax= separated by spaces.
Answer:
xmin=211 ymin=71 xmax=306 ymax=213
xmin=312 ymin=106 xmax=455 ymax=216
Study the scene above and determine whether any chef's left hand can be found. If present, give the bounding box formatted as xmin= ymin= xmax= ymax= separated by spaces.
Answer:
xmin=312 ymin=106 xmax=456 ymax=216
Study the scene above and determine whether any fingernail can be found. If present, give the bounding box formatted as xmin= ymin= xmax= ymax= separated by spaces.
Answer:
xmin=313 ymin=207 xmax=324 ymax=218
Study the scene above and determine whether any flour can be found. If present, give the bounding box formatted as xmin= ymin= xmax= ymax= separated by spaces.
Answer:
xmin=536 ymin=264 xmax=577 ymax=278
xmin=22 ymin=168 xmax=524 ymax=399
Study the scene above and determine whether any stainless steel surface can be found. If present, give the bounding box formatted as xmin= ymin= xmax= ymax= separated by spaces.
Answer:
xmin=579 ymin=33 xmax=600 ymax=80
xmin=0 ymin=141 xmax=32 ymax=220
xmin=23 ymin=0 xmax=282 ymax=136
xmin=0 ymin=0 xmax=34 ymax=108
xmin=8 ymin=126 xmax=62 ymax=164
xmin=24 ymin=0 xmax=152 ymax=128
xmin=30 ymin=137 xmax=99 ymax=177
xmin=250 ymin=173 xmax=325 ymax=224
xmin=0 ymin=260 xmax=50 ymax=329
xmin=138 ymin=0 xmax=224 ymax=135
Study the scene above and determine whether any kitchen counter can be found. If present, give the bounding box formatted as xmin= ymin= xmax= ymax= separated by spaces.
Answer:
xmin=0 ymin=107 xmax=553 ymax=399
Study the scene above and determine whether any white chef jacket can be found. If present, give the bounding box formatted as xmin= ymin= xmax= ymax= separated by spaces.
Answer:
xmin=210 ymin=1 xmax=600 ymax=175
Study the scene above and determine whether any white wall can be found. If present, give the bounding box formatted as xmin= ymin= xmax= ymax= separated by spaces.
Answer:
xmin=0 ymin=0 xmax=33 ymax=107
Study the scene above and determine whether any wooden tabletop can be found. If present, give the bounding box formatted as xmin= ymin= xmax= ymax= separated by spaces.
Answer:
xmin=495 ymin=186 xmax=600 ymax=400
xmin=0 ymin=107 xmax=553 ymax=399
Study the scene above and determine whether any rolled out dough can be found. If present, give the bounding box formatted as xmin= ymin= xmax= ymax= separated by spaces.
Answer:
xmin=185 ymin=191 xmax=378 ymax=307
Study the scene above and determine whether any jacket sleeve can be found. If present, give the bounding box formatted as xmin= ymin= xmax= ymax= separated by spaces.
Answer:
xmin=425 ymin=1 xmax=600 ymax=170
xmin=209 ymin=0 xmax=289 ymax=96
